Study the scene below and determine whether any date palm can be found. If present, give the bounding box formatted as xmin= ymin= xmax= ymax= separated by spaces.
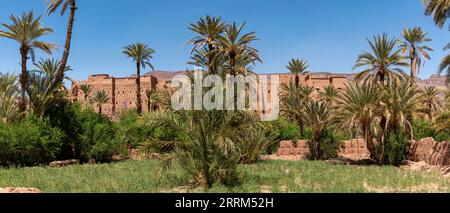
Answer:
xmin=90 ymin=90 xmax=109 ymax=115
xmin=336 ymin=83 xmax=380 ymax=160
xmin=187 ymin=15 xmax=225 ymax=74
xmin=399 ymin=27 xmax=433 ymax=81
xmin=439 ymin=44 xmax=450 ymax=83
xmin=354 ymin=34 xmax=408 ymax=85
xmin=418 ymin=86 xmax=443 ymax=120
xmin=123 ymin=42 xmax=155 ymax=114
xmin=286 ymin=59 xmax=309 ymax=87
xmin=318 ymin=85 xmax=340 ymax=105
xmin=79 ymin=84 xmax=92 ymax=101
xmin=28 ymin=58 xmax=71 ymax=117
xmin=280 ymin=82 xmax=312 ymax=136
xmin=377 ymin=79 xmax=419 ymax=163
xmin=422 ymin=0 xmax=449 ymax=29
xmin=0 ymin=11 xmax=55 ymax=113
xmin=45 ymin=0 xmax=77 ymax=90
xmin=218 ymin=22 xmax=262 ymax=76
xmin=303 ymin=101 xmax=335 ymax=160
xmin=0 ymin=72 xmax=19 ymax=123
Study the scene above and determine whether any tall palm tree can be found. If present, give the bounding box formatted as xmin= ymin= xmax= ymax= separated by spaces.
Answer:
xmin=318 ymin=85 xmax=340 ymax=105
xmin=45 ymin=0 xmax=77 ymax=89
xmin=336 ymin=83 xmax=380 ymax=160
xmin=79 ymin=84 xmax=92 ymax=101
xmin=28 ymin=58 xmax=71 ymax=117
xmin=187 ymin=15 xmax=225 ymax=74
xmin=218 ymin=22 xmax=262 ymax=76
xmin=303 ymin=101 xmax=335 ymax=160
xmin=286 ymin=58 xmax=309 ymax=87
xmin=354 ymin=34 xmax=408 ymax=85
xmin=439 ymin=44 xmax=450 ymax=83
xmin=90 ymin=90 xmax=109 ymax=115
xmin=418 ymin=86 xmax=443 ymax=120
xmin=399 ymin=27 xmax=433 ymax=81
xmin=423 ymin=0 xmax=449 ymax=29
xmin=0 ymin=11 xmax=55 ymax=113
xmin=378 ymin=79 xmax=419 ymax=163
xmin=123 ymin=43 xmax=155 ymax=114
xmin=0 ymin=72 xmax=19 ymax=123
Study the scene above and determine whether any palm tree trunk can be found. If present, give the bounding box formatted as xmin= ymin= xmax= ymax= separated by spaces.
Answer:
xmin=136 ymin=62 xmax=142 ymax=114
xmin=53 ymin=0 xmax=76 ymax=88
xmin=428 ymin=103 xmax=433 ymax=121
xmin=410 ymin=56 xmax=417 ymax=82
xmin=98 ymin=104 xmax=102 ymax=115
xmin=19 ymin=45 xmax=29 ymax=113
xmin=364 ymin=125 xmax=376 ymax=160
xmin=208 ymin=44 xmax=216 ymax=74
xmin=230 ymin=53 xmax=236 ymax=76
xmin=295 ymin=75 xmax=300 ymax=87
xmin=147 ymin=99 xmax=151 ymax=112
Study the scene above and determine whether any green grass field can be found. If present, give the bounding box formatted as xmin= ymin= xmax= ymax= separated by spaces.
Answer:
xmin=0 ymin=160 xmax=449 ymax=193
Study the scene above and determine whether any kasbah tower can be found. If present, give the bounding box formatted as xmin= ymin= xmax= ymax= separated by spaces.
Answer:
xmin=68 ymin=71 xmax=447 ymax=120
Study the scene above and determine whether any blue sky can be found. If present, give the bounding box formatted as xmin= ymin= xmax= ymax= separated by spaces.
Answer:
xmin=0 ymin=0 xmax=448 ymax=81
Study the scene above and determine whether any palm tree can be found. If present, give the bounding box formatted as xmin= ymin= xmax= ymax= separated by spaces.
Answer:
xmin=439 ymin=44 xmax=450 ymax=83
xmin=45 ymin=0 xmax=77 ymax=89
xmin=123 ymin=43 xmax=155 ymax=114
xmin=354 ymin=34 xmax=408 ymax=85
xmin=303 ymin=101 xmax=335 ymax=160
xmin=318 ymin=85 xmax=340 ymax=105
xmin=218 ymin=22 xmax=262 ymax=76
xmin=90 ymin=90 xmax=109 ymax=115
xmin=28 ymin=58 xmax=71 ymax=117
xmin=187 ymin=15 xmax=226 ymax=74
xmin=0 ymin=11 xmax=55 ymax=113
xmin=336 ymin=83 xmax=380 ymax=160
xmin=286 ymin=59 xmax=309 ymax=87
xmin=418 ymin=86 xmax=443 ymax=120
xmin=399 ymin=27 xmax=433 ymax=82
xmin=280 ymin=82 xmax=312 ymax=136
xmin=377 ymin=78 xmax=419 ymax=163
xmin=146 ymin=89 xmax=164 ymax=111
xmin=0 ymin=72 xmax=19 ymax=123
xmin=423 ymin=0 xmax=449 ymax=29
xmin=79 ymin=84 xmax=92 ymax=101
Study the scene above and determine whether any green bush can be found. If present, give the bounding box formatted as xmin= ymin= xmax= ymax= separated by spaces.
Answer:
xmin=0 ymin=116 xmax=64 ymax=167
xmin=45 ymin=100 xmax=83 ymax=160
xmin=412 ymin=119 xmax=450 ymax=142
xmin=77 ymin=107 xmax=125 ymax=162
xmin=264 ymin=117 xmax=300 ymax=153
xmin=321 ymin=127 xmax=349 ymax=160
xmin=382 ymin=129 xmax=410 ymax=166
xmin=412 ymin=119 xmax=436 ymax=140
xmin=116 ymin=110 xmax=153 ymax=148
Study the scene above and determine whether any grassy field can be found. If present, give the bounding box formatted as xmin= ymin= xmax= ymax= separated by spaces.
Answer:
xmin=0 ymin=160 xmax=449 ymax=193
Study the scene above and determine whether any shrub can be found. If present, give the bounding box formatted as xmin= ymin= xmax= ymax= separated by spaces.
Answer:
xmin=321 ymin=127 xmax=349 ymax=160
xmin=0 ymin=116 xmax=64 ymax=167
xmin=116 ymin=110 xmax=153 ymax=148
xmin=264 ymin=117 xmax=300 ymax=153
xmin=237 ymin=128 xmax=276 ymax=164
xmin=381 ymin=129 xmax=410 ymax=166
xmin=139 ymin=110 xmax=243 ymax=187
xmin=45 ymin=100 xmax=83 ymax=160
xmin=77 ymin=107 xmax=125 ymax=162
xmin=412 ymin=119 xmax=436 ymax=140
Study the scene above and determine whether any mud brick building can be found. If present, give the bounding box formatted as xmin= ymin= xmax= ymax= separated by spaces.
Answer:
xmin=68 ymin=71 xmax=446 ymax=119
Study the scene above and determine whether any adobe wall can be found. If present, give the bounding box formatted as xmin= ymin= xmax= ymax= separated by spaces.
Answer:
xmin=71 ymin=74 xmax=157 ymax=119
xmin=276 ymin=139 xmax=369 ymax=160
xmin=276 ymin=138 xmax=450 ymax=165
xmin=410 ymin=138 xmax=450 ymax=166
